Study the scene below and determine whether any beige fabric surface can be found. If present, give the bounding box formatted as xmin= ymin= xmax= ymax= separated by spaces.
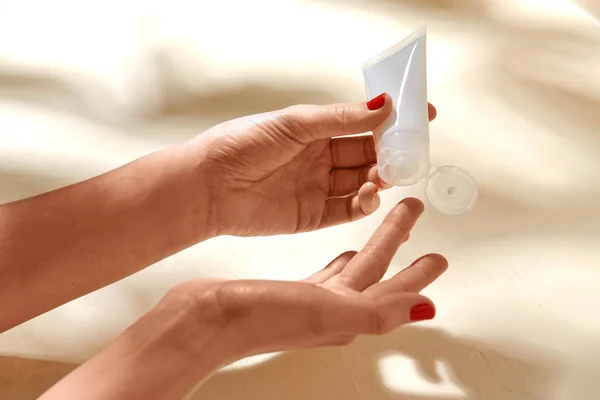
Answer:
xmin=1 ymin=1 xmax=599 ymax=398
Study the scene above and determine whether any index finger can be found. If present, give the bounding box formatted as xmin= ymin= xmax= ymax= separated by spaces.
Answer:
xmin=278 ymin=95 xmax=393 ymax=142
xmin=335 ymin=198 xmax=424 ymax=291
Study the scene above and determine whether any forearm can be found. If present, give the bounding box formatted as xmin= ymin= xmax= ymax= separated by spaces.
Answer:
xmin=0 ymin=143 xmax=215 ymax=332
xmin=39 ymin=295 xmax=227 ymax=400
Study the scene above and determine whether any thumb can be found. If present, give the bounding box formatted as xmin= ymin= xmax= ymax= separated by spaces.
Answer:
xmin=357 ymin=293 xmax=436 ymax=335
xmin=278 ymin=93 xmax=393 ymax=142
xmin=327 ymin=293 xmax=435 ymax=336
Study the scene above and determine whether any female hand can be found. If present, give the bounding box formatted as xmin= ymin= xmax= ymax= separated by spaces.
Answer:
xmin=195 ymin=94 xmax=437 ymax=236
xmin=38 ymin=198 xmax=447 ymax=400
xmin=165 ymin=197 xmax=446 ymax=358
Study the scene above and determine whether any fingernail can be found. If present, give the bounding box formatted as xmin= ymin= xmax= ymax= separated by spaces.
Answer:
xmin=428 ymin=103 xmax=437 ymax=120
xmin=367 ymin=93 xmax=386 ymax=110
xmin=410 ymin=304 xmax=435 ymax=321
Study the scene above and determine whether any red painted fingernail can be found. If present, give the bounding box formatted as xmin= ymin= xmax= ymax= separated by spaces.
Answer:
xmin=367 ymin=93 xmax=386 ymax=110
xmin=410 ymin=304 xmax=435 ymax=321
xmin=428 ymin=103 xmax=437 ymax=120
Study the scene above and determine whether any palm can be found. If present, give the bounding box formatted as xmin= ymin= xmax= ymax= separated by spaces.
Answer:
xmin=202 ymin=108 xmax=383 ymax=236
xmin=181 ymin=199 xmax=447 ymax=357
xmin=236 ymin=136 xmax=334 ymax=231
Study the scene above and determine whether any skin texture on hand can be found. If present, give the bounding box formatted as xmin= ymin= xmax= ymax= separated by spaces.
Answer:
xmin=194 ymin=95 xmax=437 ymax=236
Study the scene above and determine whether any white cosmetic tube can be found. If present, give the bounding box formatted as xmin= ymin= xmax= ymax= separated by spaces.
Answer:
xmin=363 ymin=26 xmax=430 ymax=187
xmin=363 ymin=26 xmax=478 ymax=215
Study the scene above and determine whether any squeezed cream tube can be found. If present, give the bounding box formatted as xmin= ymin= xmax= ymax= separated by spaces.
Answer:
xmin=363 ymin=26 xmax=430 ymax=186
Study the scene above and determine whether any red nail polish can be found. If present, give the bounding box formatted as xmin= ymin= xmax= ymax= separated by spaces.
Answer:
xmin=428 ymin=103 xmax=437 ymax=120
xmin=367 ymin=93 xmax=386 ymax=110
xmin=410 ymin=304 xmax=435 ymax=321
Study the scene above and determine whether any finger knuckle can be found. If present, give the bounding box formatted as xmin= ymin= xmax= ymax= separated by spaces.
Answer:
xmin=334 ymin=274 xmax=360 ymax=289
xmin=371 ymin=308 xmax=389 ymax=335
xmin=333 ymin=104 xmax=348 ymax=135
xmin=417 ymin=263 xmax=432 ymax=281
xmin=388 ymin=218 xmax=409 ymax=239
xmin=359 ymin=165 xmax=371 ymax=185
xmin=329 ymin=171 xmax=338 ymax=194
xmin=330 ymin=140 xmax=342 ymax=167
xmin=278 ymin=105 xmax=316 ymax=142
xmin=348 ymin=196 xmax=367 ymax=222
xmin=361 ymin=246 xmax=389 ymax=269
xmin=390 ymin=278 xmax=409 ymax=293
xmin=363 ymin=137 xmax=376 ymax=164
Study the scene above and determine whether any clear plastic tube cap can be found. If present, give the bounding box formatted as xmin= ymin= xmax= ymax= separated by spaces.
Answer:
xmin=425 ymin=166 xmax=478 ymax=215
xmin=378 ymin=150 xmax=431 ymax=186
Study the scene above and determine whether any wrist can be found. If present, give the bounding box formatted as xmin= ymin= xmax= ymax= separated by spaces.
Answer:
xmin=153 ymin=282 xmax=240 ymax=365
xmin=40 ymin=294 xmax=229 ymax=400
xmin=130 ymin=298 xmax=228 ymax=386
xmin=145 ymin=142 xmax=218 ymax=244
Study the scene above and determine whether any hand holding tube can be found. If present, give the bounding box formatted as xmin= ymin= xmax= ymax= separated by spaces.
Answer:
xmin=193 ymin=95 xmax=435 ymax=236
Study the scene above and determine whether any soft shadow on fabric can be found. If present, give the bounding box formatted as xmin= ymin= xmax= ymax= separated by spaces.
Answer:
xmin=0 ymin=327 xmax=557 ymax=400
xmin=191 ymin=327 xmax=557 ymax=400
